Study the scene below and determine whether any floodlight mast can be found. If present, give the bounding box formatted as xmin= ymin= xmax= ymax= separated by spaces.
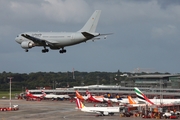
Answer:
xmin=7 ymin=77 xmax=13 ymax=108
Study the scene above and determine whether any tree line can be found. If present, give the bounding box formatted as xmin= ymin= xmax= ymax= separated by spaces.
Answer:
xmin=0 ymin=70 xmax=168 ymax=91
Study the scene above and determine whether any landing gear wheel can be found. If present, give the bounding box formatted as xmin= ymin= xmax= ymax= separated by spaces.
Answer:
xmin=59 ymin=49 xmax=66 ymax=53
xmin=42 ymin=49 xmax=46 ymax=53
xmin=45 ymin=49 xmax=49 ymax=52
xmin=63 ymin=49 xmax=66 ymax=53
xmin=42 ymin=49 xmax=49 ymax=53
xmin=25 ymin=49 xmax=29 ymax=52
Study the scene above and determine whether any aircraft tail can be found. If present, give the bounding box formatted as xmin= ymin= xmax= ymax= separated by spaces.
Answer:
xmin=128 ymin=96 xmax=137 ymax=104
xmin=78 ymin=10 xmax=101 ymax=33
xmin=116 ymin=94 xmax=122 ymax=100
xmin=86 ymin=90 xmax=90 ymax=96
xmin=75 ymin=90 xmax=81 ymax=97
xmin=75 ymin=98 xmax=85 ymax=109
xmin=41 ymin=90 xmax=46 ymax=97
xmin=134 ymin=87 xmax=154 ymax=105
xmin=26 ymin=89 xmax=30 ymax=95
xmin=75 ymin=90 xmax=83 ymax=100
xmin=86 ymin=90 xmax=92 ymax=99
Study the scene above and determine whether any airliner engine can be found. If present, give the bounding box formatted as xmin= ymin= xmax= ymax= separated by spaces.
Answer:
xmin=21 ymin=41 xmax=35 ymax=49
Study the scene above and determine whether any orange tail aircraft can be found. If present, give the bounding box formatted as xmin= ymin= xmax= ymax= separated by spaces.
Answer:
xmin=75 ymin=90 xmax=88 ymax=101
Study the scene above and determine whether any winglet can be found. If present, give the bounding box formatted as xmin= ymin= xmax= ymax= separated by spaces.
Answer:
xmin=134 ymin=87 xmax=154 ymax=105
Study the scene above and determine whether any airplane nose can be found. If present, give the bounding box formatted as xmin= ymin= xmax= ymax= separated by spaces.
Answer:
xmin=15 ymin=37 xmax=19 ymax=43
xmin=15 ymin=36 xmax=21 ymax=44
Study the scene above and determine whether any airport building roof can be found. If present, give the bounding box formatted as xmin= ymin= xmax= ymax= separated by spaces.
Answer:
xmin=130 ymin=74 xmax=180 ymax=78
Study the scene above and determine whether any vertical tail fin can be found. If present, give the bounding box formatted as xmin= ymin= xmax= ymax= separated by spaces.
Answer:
xmin=41 ymin=90 xmax=46 ymax=97
xmin=116 ymin=94 xmax=122 ymax=100
xmin=134 ymin=87 xmax=154 ymax=105
xmin=75 ymin=90 xmax=84 ymax=100
xmin=26 ymin=89 xmax=30 ymax=95
xmin=78 ymin=10 xmax=101 ymax=33
xmin=75 ymin=90 xmax=81 ymax=97
xmin=128 ymin=96 xmax=137 ymax=104
xmin=86 ymin=90 xmax=92 ymax=99
xmin=75 ymin=98 xmax=85 ymax=109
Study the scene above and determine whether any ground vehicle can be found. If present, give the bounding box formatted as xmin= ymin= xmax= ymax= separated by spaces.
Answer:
xmin=175 ymin=111 xmax=180 ymax=115
xmin=163 ymin=112 xmax=178 ymax=119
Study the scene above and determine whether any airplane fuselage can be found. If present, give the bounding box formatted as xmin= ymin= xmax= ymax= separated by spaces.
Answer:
xmin=80 ymin=106 xmax=119 ymax=116
xmin=44 ymin=94 xmax=70 ymax=99
xmin=148 ymin=99 xmax=180 ymax=105
xmin=16 ymin=32 xmax=87 ymax=48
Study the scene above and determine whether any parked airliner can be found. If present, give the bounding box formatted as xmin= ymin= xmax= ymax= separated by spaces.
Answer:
xmin=86 ymin=90 xmax=105 ymax=103
xmin=15 ymin=10 xmax=111 ymax=53
xmin=75 ymin=90 xmax=88 ymax=101
xmin=43 ymin=92 xmax=70 ymax=100
xmin=135 ymin=87 xmax=180 ymax=106
xmin=75 ymin=98 xmax=119 ymax=116
xmin=26 ymin=89 xmax=45 ymax=101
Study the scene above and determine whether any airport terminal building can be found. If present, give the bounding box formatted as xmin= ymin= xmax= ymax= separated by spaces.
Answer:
xmin=28 ymin=74 xmax=180 ymax=98
xmin=122 ymin=74 xmax=180 ymax=88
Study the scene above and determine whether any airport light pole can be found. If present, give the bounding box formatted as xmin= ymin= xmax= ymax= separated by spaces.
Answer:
xmin=7 ymin=77 xmax=13 ymax=108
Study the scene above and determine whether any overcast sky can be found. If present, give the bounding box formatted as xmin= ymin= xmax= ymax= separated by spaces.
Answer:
xmin=1 ymin=0 xmax=180 ymax=74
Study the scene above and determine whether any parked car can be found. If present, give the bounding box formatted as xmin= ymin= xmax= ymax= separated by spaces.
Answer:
xmin=163 ymin=112 xmax=178 ymax=119
xmin=175 ymin=111 xmax=180 ymax=115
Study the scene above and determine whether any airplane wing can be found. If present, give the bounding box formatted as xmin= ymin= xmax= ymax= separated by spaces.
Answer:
xmin=21 ymin=34 xmax=56 ymax=46
xmin=21 ymin=34 xmax=46 ymax=44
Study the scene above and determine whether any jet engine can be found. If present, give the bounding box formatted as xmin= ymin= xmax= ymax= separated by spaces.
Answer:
xmin=21 ymin=41 xmax=35 ymax=49
xmin=103 ymin=111 xmax=109 ymax=116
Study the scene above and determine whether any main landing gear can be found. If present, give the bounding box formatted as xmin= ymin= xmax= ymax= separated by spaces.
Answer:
xmin=59 ymin=48 xmax=66 ymax=54
xmin=42 ymin=46 xmax=49 ymax=53
xmin=42 ymin=49 xmax=49 ymax=53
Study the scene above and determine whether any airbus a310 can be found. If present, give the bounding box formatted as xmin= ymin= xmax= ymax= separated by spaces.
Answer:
xmin=15 ymin=10 xmax=111 ymax=53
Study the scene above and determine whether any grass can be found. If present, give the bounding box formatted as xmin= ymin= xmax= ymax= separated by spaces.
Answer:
xmin=0 ymin=91 xmax=22 ymax=99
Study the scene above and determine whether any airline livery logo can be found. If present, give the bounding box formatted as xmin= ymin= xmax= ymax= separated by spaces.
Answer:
xmin=76 ymin=98 xmax=84 ymax=109
xmin=134 ymin=87 xmax=154 ymax=105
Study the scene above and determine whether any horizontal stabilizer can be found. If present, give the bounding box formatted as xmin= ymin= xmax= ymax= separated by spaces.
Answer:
xmin=81 ymin=32 xmax=95 ymax=39
xmin=99 ymin=33 xmax=113 ymax=36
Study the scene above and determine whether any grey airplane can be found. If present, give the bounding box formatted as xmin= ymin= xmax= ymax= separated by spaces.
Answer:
xmin=15 ymin=10 xmax=111 ymax=53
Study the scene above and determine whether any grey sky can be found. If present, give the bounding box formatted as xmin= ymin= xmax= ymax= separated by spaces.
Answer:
xmin=0 ymin=0 xmax=180 ymax=73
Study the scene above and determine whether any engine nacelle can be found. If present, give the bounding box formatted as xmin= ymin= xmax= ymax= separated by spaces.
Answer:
xmin=21 ymin=41 xmax=35 ymax=49
xmin=103 ymin=111 xmax=109 ymax=116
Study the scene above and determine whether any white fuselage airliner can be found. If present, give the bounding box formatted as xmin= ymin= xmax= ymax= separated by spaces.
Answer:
xmin=75 ymin=98 xmax=119 ymax=116
xmin=135 ymin=87 xmax=180 ymax=106
xmin=15 ymin=10 xmax=110 ymax=53
xmin=44 ymin=93 xmax=70 ymax=99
